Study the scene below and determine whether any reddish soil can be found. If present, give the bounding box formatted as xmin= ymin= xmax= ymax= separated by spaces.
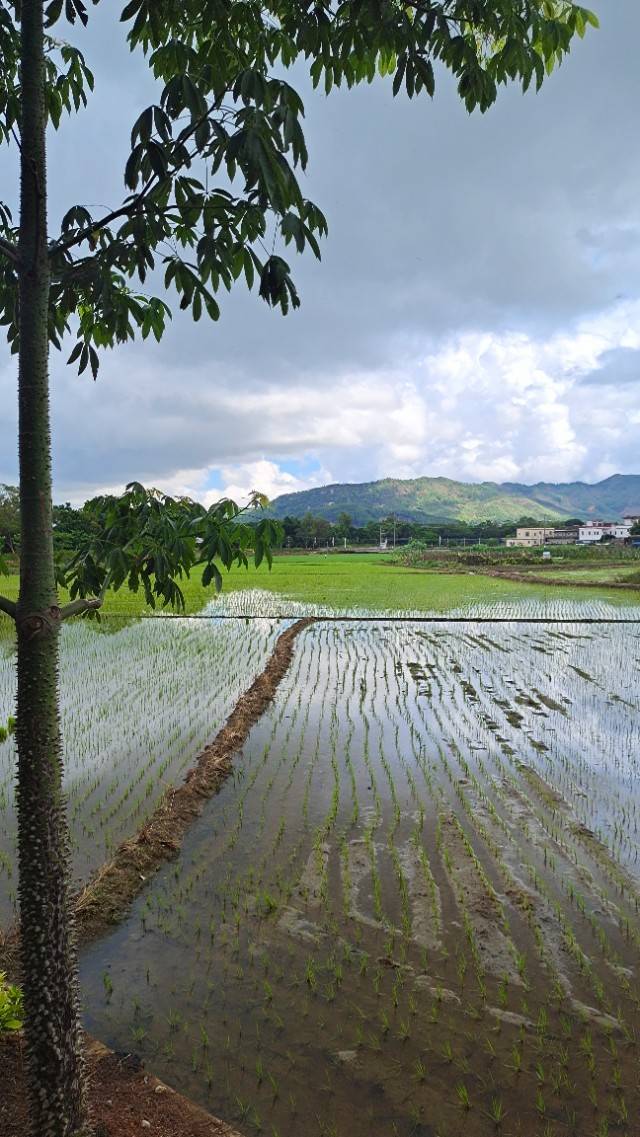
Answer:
xmin=1 ymin=1034 xmax=242 ymax=1137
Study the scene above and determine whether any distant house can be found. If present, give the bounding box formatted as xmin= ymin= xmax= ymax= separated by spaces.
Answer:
xmin=578 ymin=520 xmax=632 ymax=543
xmin=505 ymin=527 xmax=556 ymax=548
xmin=505 ymin=524 xmax=580 ymax=548
xmin=545 ymin=526 xmax=580 ymax=546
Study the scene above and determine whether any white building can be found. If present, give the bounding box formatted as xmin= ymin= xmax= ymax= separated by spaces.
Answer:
xmin=578 ymin=520 xmax=632 ymax=543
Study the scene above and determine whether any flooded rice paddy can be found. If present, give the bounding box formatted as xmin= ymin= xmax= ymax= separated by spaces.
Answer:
xmin=0 ymin=613 xmax=280 ymax=923
xmin=75 ymin=610 xmax=640 ymax=1137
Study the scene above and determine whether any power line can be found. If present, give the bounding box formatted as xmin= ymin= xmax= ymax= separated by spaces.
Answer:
xmin=91 ymin=613 xmax=640 ymax=625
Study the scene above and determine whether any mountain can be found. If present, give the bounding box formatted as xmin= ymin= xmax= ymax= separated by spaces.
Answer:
xmin=264 ymin=474 xmax=640 ymax=526
xmin=502 ymin=474 xmax=640 ymax=520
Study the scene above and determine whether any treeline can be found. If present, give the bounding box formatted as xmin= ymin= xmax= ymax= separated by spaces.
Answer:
xmin=0 ymin=486 xmax=582 ymax=556
xmin=0 ymin=487 xmax=95 ymax=555
xmin=276 ymin=511 xmax=567 ymax=547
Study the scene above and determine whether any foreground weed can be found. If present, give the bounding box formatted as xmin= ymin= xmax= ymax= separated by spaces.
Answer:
xmin=0 ymin=973 xmax=23 ymax=1032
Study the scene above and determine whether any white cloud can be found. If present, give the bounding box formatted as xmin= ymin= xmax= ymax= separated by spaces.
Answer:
xmin=202 ymin=460 xmax=333 ymax=508
xmin=68 ymin=460 xmax=333 ymax=510
xmin=17 ymin=295 xmax=637 ymax=505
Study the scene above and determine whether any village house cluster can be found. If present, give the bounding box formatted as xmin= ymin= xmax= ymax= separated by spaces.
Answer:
xmin=506 ymin=514 xmax=640 ymax=548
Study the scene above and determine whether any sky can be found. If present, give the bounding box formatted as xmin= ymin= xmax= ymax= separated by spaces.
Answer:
xmin=1 ymin=1 xmax=639 ymax=506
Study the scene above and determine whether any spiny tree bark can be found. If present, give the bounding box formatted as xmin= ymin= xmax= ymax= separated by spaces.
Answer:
xmin=15 ymin=0 xmax=90 ymax=1133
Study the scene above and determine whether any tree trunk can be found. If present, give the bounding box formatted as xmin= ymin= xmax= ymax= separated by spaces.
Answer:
xmin=16 ymin=2 xmax=90 ymax=1134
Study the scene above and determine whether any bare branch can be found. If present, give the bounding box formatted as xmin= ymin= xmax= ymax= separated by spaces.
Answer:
xmin=59 ymin=597 xmax=103 ymax=621
xmin=0 ymin=595 xmax=17 ymax=620
xmin=0 ymin=237 xmax=18 ymax=266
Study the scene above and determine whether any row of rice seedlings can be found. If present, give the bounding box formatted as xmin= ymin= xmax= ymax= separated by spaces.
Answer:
xmin=470 ymin=713 xmax=640 ymax=990
xmin=402 ymin=626 xmax=640 ymax=1127
xmin=420 ymin=632 xmax=640 ymax=1017
xmin=465 ymin=623 xmax=640 ymax=877
xmin=79 ymin=616 xmax=640 ymax=1137
xmin=434 ymin=625 xmax=640 ymax=911
xmin=0 ymin=612 xmax=281 ymax=922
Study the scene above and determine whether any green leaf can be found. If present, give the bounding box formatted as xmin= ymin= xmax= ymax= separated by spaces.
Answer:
xmin=392 ymin=56 xmax=406 ymax=97
xmin=66 ymin=341 xmax=83 ymax=364
xmin=44 ymin=0 xmax=64 ymax=27
xmin=120 ymin=0 xmax=144 ymax=21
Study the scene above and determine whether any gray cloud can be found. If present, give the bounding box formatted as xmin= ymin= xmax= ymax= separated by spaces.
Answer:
xmin=581 ymin=347 xmax=640 ymax=387
xmin=1 ymin=0 xmax=640 ymax=501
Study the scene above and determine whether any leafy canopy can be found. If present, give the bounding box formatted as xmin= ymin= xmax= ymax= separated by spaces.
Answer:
xmin=0 ymin=483 xmax=20 ymax=550
xmin=59 ymin=482 xmax=280 ymax=610
xmin=0 ymin=0 xmax=597 ymax=379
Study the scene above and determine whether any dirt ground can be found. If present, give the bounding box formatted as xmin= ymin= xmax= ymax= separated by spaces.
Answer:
xmin=0 ymin=1034 xmax=242 ymax=1137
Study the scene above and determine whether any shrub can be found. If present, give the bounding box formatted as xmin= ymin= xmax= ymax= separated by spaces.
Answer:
xmin=0 ymin=973 xmax=23 ymax=1032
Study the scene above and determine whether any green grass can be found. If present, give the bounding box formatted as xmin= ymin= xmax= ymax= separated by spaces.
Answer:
xmin=533 ymin=567 xmax=637 ymax=585
xmin=3 ymin=551 xmax=640 ymax=624
xmin=215 ymin=554 xmax=541 ymax=611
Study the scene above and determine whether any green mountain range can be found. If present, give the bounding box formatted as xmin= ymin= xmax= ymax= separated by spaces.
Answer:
xmin=265 ymin=474 xmax=640 ymax=526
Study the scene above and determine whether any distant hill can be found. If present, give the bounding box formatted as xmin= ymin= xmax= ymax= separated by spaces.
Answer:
xmin=264 ymin=474 xmax=640 ymax=526
xmin=502 ymin=474 xmax=640 ymax=520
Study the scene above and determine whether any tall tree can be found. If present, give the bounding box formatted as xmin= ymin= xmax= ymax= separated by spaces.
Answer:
xmin=336 ymin=512 xmax=353 ymax=538
xmin=0 ymin=1 xmax=597 ymax=1134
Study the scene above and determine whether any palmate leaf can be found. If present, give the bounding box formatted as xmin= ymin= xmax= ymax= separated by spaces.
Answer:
xmin=59 ymin=484 xmax=282 ymax=612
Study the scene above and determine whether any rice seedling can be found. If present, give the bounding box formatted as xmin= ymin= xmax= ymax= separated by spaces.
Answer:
xmin=5 ymin=593 xmax=638 ymax=1137
xmin=486 ymin=1096 xmax=506 ymax=1127
xmin=456 ymin=1082 xmax=471 ymax=1111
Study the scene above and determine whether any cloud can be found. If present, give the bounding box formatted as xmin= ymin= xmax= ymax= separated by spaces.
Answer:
xmin=579 ymin=347 xmax=640 ymax=388
xmin=1 ymin=0 xmax=639 ymax=502
xmin=30 ymin=296 xmax=638 ymax=507
xmin=202 ymin=460 xmax=333 ymax=508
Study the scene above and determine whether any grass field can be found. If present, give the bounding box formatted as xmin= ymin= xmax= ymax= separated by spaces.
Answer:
xmin=3 ymin=553 xmax=640 ymax=620
xmin=527 ymin=566 xmax=639 ymax=584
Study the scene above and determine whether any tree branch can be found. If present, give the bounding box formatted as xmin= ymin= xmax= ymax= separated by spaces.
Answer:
xmin=50 ymin=100 xmax=224 ymax=259
xmin=0 ymin=237 xmax=18 ymax=265
xmin=59 ymin=597 xmax=103 ymax=620
xmin=0 ymin=595 xmax=17 ymax=620
xmin=50 ymin=174 xmax=159 ymax=259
